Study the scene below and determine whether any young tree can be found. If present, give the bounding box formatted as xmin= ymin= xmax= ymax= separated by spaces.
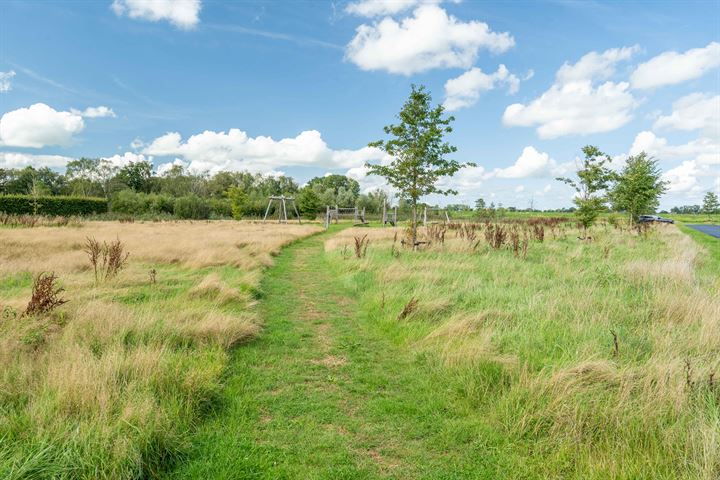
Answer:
xmin=556 ymin=145 xmax=615 ymax=237
xmin=296 ymin=186 xmax=321 ymax=220
xmin=366 ymin=85 xmax=473 ymax=248
xmin=226 ymin=186 xmax=248 ymax=220
xmin=611 ymin=152 xmax=668 ymax=223
xmin=474 ymin=197 xmax=486 ymax=211
xmin=702 ymin=191 xmax=720 ymax=214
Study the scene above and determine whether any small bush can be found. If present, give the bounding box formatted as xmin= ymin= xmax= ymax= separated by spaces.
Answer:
xmin=174 ymin=195 xmax=211 ymax=219
xmin=110 ymin=190 xmax=174 ymax=215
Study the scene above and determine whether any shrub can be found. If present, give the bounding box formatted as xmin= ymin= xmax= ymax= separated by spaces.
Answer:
xmin=209 ymin=198 xmax=233 ymax=218
xmin=226 ymin=187 xmax=247 ymax=220
xmin=0 ymin=195 xmax=107 ymax=216
xmin=297 ymin=187 xmax=321 ymax=220
xmin=174 ymin=194 xmax=211 ymax=219
xmin=110 ymin=190 xmax=174 ymax=215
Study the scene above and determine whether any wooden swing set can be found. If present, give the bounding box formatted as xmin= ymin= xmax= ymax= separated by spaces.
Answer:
xmin=263 ymin=195 xmax=302 ymax=224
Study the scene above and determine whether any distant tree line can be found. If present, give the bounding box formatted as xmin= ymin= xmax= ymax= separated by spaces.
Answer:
xmin=671 ymin=193 xmax=719 ymax=214
xmin=0 ymin=161 xmax=391 ymax=220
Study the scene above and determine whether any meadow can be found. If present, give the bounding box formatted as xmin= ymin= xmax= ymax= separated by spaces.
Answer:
xmin=322 ymin=219 xmax=720 ymax=478
xmin=0 ymin=221 xmax=320 ymax=478
xmin=0 ymin=215 xmax=718 ymax=479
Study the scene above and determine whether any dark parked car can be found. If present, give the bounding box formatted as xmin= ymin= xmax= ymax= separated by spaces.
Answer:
xmin=638 ymin=215 xmax=674 ymax=224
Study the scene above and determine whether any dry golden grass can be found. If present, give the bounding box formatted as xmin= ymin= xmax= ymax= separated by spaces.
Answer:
xmin=324 ymin=226 xmax=400 ymax=251
xmin=0 ymin=220 xmax=320 ymax=478
xmin=0 ymin=220 xmax=320 ymax=274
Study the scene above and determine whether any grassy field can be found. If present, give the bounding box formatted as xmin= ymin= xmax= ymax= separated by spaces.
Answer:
xmin=0 ymin=221 xmax=320 ymax=479
xmin=321 ymin=221 xmax=720 ymax=478
xmin=444 ymin=210 xmax=720 ymax=225
xmin=1 ymin=218 xmax=718 ymax=478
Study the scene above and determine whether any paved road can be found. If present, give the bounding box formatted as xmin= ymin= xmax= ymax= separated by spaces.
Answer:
xmin=687 ymin=224 xmax=720 ymax=239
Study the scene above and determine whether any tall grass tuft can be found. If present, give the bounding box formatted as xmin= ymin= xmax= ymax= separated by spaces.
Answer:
xmin=354 ymin=234 xmax=370 ymax=258
xmin=84 ymin=236 xmax=130 ymax=282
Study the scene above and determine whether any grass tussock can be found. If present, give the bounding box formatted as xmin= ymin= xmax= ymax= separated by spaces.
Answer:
xmin=328 ymin=220 xmax=720 ymax=479
xmin=0 ymin=220 xmax=320 ymax=478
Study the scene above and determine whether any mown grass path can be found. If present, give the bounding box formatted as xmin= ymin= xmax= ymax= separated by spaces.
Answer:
xmin=170 ymin=230 xmax=508 ymax=480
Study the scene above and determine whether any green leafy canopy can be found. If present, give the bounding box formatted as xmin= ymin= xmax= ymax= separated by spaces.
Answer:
xmin=365 ymin=85 xmax=474 ymax=203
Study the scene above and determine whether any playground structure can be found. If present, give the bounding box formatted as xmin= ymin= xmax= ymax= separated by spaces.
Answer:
xmin=422 ymin=206 xmax=450 ymax=225
xmin=324 ymin=206 xmax=367 ymax=228
xmin=382 ymin=203 xmax=398 ymax=227
xmin=263 ymin=195 xmax=301 ymax=224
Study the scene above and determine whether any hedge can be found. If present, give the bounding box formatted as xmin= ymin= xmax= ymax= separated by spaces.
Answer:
xmin=174 ymin=194 xmax=211 ymax=219
xmin=0 ymin=195 xmax=108 ymax=216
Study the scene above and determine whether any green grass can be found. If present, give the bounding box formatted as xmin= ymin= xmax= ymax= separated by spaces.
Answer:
xmin=169 ymin=223 xmax=719 ymax=479
xmin=3 ymin=220 xmax=717 ymax=478
xmin=169 ymin=228 xmax=521 ymax=478
xmin=678 ymin=224 xmax=720 ymax=278
xmin=667 ymin=213 xmax=720 ymax=224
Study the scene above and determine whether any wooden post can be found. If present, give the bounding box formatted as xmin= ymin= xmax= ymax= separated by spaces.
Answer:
xmin=423 ymin=206 xmax=427 ymax=226
xmin=281 ymin=197 xmax=288 ymax=223
xmin=382 ymin=203 xmax=386 ymax=226
xmin=263 ymin=198 xmax=273 ymax=221
xmin=292 ymin=199 xmax=301 ymax=224
xmin=325 ymin=206 xmax=330 ymax=229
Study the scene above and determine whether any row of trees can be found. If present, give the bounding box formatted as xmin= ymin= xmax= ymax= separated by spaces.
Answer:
xmin=0 ymin=162 xmax=391 ymax=219
xmin=670 ymin=193 xmax=720 ymax=214
xmin=360 ymin=85 xmax=676 ymax=246
xmin=556 ymin=147 xmax=671 ymax=234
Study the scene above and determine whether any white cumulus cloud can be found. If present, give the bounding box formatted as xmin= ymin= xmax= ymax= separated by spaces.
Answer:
xmin=71 ymin=106 xmax=117 ymax=118
xmin=653 ymin=92 xmax=719 ymax=137
xmin=630 ymin=42 xmax=720 ymax=90
xmin=0 ymin=103 xmax=85 ymax=148
xmin=628 ymin=131 xmax=719 ymax=194
xmin=493 ymin=146 xmax=553 ymax=178
xmin=0 ymin=152 xmax=74 ymax=169
xmin=111 ymin=0 xmax=201 ymax=30
xmin=346 ymin=0 xmax=439 ymax=17
xmin=144 ymin=128 xmax=390 ymax=174
xmin=102 ymin=151 xmax=154 ymax=168
xmin=503 ymin=46 xmax=638 ymax=139
xmin=443 ymin=64 xmax=520 ymax=111
xmin=555 ymin=45 xmax=639 ymax=84
xmin=0 ymin=70 xmax=16 ymax=92
xmin=345 ymin=5 xmax=514 ymax=75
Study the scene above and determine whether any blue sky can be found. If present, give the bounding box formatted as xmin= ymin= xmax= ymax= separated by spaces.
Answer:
xmin=0 ymin=0 xmax=718 ymax=209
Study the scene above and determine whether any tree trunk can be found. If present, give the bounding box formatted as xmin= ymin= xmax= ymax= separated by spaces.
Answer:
xmin=411 ymin=200 xmax=418 ymax=251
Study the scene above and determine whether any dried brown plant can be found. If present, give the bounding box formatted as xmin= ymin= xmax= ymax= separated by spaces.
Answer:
xmin=84 ymin=236 xmax=130 ymax=282
xmin=24 ymin=272 xmax=68 ymax=316
xmin=354 ymin=234 xmax=370 ymax=259
xmin=397 ymin=297 xmax=419 ymax=320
